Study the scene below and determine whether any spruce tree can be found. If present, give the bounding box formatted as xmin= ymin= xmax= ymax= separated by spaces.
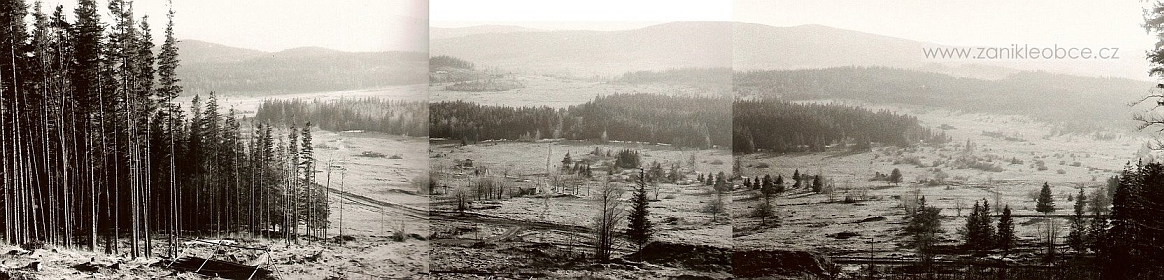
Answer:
xmin=996 ymin=205 xmax=1016 ymax=255
xmin=626 ymin=169 xmax=653 ymax=255
xmin=793 ymin=169 xmax=801 ymax=188
xmin=979 ymin=199 xmax=994 ymax=248
xmin=1069 ymin=188 xmax=1087 ymax=252
xmin=964 ymin=201 xmax=983 ymax=248
xmin=1036 ymin=182 xmax=1056 ymax=261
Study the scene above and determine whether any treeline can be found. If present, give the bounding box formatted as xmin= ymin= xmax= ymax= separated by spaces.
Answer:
xmin=254 ymin=97 xmax=427 ymax=137
xmin=430 ymin=55 xmax=474 ymax=70
xmin=733 ymin=99 xmax=948 ymax=153
xmin=614 ymin=67 xmax=731 ymax=85
xmin=0 ymin=0 xmax=328 ymax=258
xmin=610 ymin=68 xmax=732 ymax=95
xmin=180 ymin=50 xmax=428 ymax=94
xmin=430 ymin=93 xmax=731 ymax=148
xmin=734 ymin=67 xmax=1152 ymax=132
xmin=428 ymin=55 xmax=495 ymax=84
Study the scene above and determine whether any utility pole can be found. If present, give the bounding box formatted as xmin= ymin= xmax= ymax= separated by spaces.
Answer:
xmin=338 ymin=166 xmax=345 ymax=239
xmin=868 ymin=237 xmax=874 ymax=278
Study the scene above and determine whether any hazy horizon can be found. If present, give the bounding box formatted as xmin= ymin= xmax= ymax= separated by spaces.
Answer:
xmin=431 ymin=0 xmax=730 ymax=31
xmin=736 ymin=0 xmax=1152 ymax=50
xmin=34 ymin=0 xmax=427 ymax=53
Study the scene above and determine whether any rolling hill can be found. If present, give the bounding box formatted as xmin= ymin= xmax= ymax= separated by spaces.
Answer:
xmin=431 ymin=22 xmax=1149 ymax=81
xmin=429 ymin=22 xmax=733 ymax=77
xmin=175 ymin=40 xmax=427 ymax=95
xmin=732 ymin=23 xmax=1151 ymax=81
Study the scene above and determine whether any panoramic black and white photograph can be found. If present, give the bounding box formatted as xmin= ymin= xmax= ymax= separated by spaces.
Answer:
xmin=0 ymin=0 xmax=429 ymax=278
xmin=427 ymin=0 xmax=736 ymax=278
xmin=6 ymin=0 xmax=1164 ymax=279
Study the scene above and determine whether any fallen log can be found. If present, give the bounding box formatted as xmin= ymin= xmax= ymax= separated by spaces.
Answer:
xmin=164 ymin=257 xmax=273 ymax=280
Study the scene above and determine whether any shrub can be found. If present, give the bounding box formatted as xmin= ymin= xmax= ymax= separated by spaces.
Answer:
xmin=391 ymin=221 xmax=408 ymax=242
xmin=615 ymin=149 xmax=642 ymax=169
xmin=20 ymin=240 xmax=44 ymax=251
xmin=356 ymin=151 xmax=387 ymax=158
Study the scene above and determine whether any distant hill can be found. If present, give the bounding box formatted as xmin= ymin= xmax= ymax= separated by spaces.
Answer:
xmin=736 ymin=67 xmax=1155 ymax=132
xmin=732 ymin=23 xmax=1151 ymax=81
xmin=175 ymin=40 xmax=427 ymax=95
xmin=429 ymin=22 xmax=733 ymax=77
xmin=173 ymin=40 xmax=266 ymax=63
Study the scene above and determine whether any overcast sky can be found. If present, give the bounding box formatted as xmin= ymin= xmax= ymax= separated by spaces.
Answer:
xmin=35 ymin=0 xmax=427 ymax=53
xmin=430 ymin=0 xmax=732 ymax=30
xmin=736 ymin=0 xmax=1154 ymax=49
xmin=432 ymin=0 xmax=1153 ymax=51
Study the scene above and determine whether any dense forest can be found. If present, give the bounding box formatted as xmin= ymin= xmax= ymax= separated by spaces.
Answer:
xmin=733 ymin=99 xmax=949 ymax=153
xmin=734 ymin=67 xmax=1153 ymax=132
xmin=430 ymin=93 xmax=731 ymax=148
xmin=0 ymin=0 xmax=330 ymax=258
xmin=254 ymin=97 xmax=428 ymax=137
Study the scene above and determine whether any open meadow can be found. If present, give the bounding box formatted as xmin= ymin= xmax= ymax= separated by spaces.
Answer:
xmin=428 ymin=140 xmax=735 ymax=279
xmin=733 ymin=101 xmax=1142 ymax=277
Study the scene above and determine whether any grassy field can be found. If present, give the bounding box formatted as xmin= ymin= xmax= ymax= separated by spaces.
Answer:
xmin=734 ymin=101 xmax=1145 ymax=276
xmin=429 ymin=140 xmax=734 ymax=278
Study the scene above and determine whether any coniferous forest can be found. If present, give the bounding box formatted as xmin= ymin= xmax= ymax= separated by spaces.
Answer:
xmin=429 ymin=93 xmax=731 ymax=148
xmin=0 ymin=0 xmax=329 ymax=259
xmin=733 ymin=99 xmax=949 ymax=153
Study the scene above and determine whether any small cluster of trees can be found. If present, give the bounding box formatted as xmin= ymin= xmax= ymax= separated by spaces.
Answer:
xmin=904 ymin=197 xmax=943 ymax=265
xmin=595 ymin=168 xmax=657 ymax=262
xmin=614 ymin=149 xmax=641 ymax=169
xmin=429 ymin=55 xmax=474 ymax=70
xmin=745 ymin=174 xmax=785 ymax=225
xmin=960 ymin=199 xmax=1018 ymax=254
xmin=871 ymin=168 xmax=904 ymax=185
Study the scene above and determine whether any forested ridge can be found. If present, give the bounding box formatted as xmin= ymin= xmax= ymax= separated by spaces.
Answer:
xmin=613 ymin=67 xmax=731 ymax=86
xmin=734 ymin=66 xmax=1152 ymax=132
xmin=0 ymin=0 xmax=332 ymax=258
xmin=179 ymin=47 xmax=427 ymax=95
xmin=430 ymin=93 xmax=731 ymax=148
xmin=254 ymin=97 xmax=428 ymax=137
xmin=734 ymin=99 xmax=949 ymax=153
